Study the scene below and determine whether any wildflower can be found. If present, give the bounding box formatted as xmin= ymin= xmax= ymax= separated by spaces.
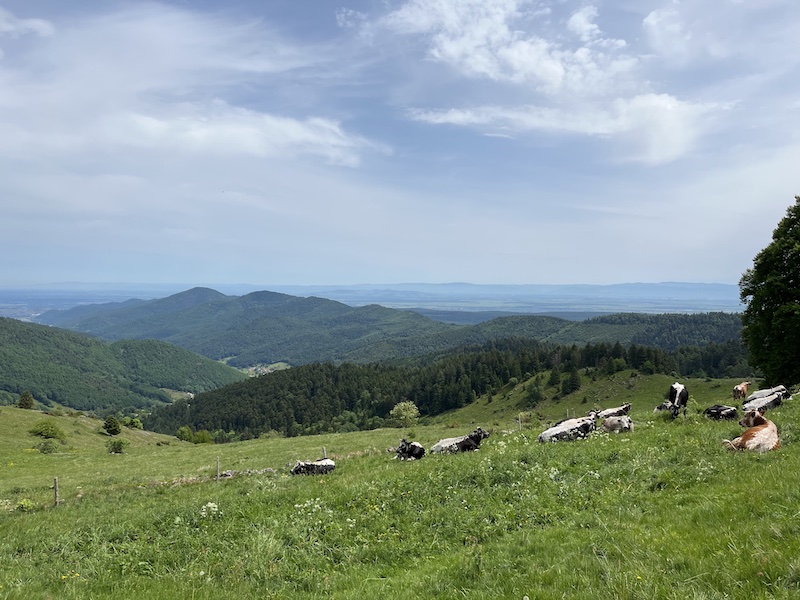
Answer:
xmin=199 ymin=502 xmax=221 ymax=519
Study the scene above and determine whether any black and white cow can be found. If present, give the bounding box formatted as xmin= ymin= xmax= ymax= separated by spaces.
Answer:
xmin=290 ymin=458 xmax=336 ymax=475
xmin=395 ymin=438 xmax=426 ymax=460
xmin=654 ymin=382 xmax=689 ymax=418
xmin=742 ymin=385 xmax=791 ymax=413
xmin=595 ymin=403 xmax=631 ymax=419
xmin=430 ymin=428 xmax=490 ymax=453
xmin=538 ymin=415 xmax=597 ymax=442
xmin=703 ymin=404 xmax=739 ymax=420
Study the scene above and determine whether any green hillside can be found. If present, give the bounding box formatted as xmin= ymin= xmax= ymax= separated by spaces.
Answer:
xmin=0 ymin=318 xmax=246 ymax=413
xmin=1 ymin=376 xmax=798 ymax=599
xmin=34 ymin=287 xmax=743 ymax=367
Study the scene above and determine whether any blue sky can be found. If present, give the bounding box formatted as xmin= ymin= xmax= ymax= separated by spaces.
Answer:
xmin=1 ymin=0 xmax=798 ymax=286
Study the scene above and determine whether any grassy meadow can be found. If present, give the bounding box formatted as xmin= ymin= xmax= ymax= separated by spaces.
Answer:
xmin=2 ymin=374 xmax=799 ymax=599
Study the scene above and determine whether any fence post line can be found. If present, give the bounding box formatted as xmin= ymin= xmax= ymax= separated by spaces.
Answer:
xmin=54 ymin=477 xmax=59 ymax=507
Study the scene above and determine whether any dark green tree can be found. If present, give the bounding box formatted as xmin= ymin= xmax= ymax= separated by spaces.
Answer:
xmin=103 ymin=415 xmax=122 ymax=436
xmin=739 ymin=196 xmax=800 ymax=386
xmin=17 ymin=390 xmax=35 ymax=410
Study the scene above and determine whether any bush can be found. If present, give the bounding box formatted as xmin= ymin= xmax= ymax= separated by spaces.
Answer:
xmin=106 ymin=439 xmax=129 ymax=454
xmin=37 ymin=439 xmax=60 ymax=454
xmin=29 ymin=420 xmax=67 ymax=441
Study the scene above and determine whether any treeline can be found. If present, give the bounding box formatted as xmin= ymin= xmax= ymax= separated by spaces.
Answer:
xmin=145 ymin=337 xmax=751 ymax=440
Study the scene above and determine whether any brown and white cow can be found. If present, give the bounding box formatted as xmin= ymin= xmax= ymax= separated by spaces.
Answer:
xmin=732 ymin=381 xmax=752 ymax=401
xmin=723 ymin=410 xmax=780 ymax=453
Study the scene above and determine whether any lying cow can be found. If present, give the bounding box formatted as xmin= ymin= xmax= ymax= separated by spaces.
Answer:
xmin=744 ymin=385 xmax=790 ymax=403
xmin=430 ymin=428 xmax=489 ymax=453
xmin=595 ymin=403 xmax=631 ymax=419
xmin=703 ymin=404 xmax=738 ymax=420
xmin=732 ymin=381 xmax=752 ymax=401
xmin=723 ymin=410 xmax=780 ymax=453
xmin=395 ymin=438 xmax=426 ymax=460
xmin=742 ymin=385 xmax=791 ymax=412
xmin=538 ymin=415 xmax=596 ymax=442
xmin=743 ymin=393 xmax=784 ymax=413
xmin=601 ymin=415 xmax=633 ymax=433
xmin=654 ymin=382 xmax=689 ymax=418
xmin=290 ymin=458 xmax=336 ymax=475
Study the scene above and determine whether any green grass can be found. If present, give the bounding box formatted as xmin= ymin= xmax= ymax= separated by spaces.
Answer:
xmin=1 ymin=375 xmax=798 ymax=599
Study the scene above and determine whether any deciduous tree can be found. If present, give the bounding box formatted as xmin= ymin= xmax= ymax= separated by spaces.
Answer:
xmin=740 ymin=195 xmax=800 ymax=385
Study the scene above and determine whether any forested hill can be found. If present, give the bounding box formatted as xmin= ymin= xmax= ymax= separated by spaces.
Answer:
xmin=35 ymin=287 xmax=744 ymax=367
xmin=0 ymin=317 xmax=246 ymax=413
xmin=145 ymin=337 xmax=750 ymax=439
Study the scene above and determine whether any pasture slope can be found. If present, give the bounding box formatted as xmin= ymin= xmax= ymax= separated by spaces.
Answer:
xmin=1 ymin=374 xmax=799 ymax=599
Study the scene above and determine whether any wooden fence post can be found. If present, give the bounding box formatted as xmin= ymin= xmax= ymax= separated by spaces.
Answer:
xmin=53 ymin=477 xmax=60 ymax=507
xmin=322 ymin=447 xmax=327 ymax=459
xmin=216 ymin=456 xmax=220 ymax=480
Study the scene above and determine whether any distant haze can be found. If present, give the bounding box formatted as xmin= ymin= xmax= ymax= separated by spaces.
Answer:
xmin=0 ymin=281 xmax=743 ymax=320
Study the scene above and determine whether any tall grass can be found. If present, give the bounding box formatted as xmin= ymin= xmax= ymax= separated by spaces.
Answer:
xmin=1 ymin=377 xmax=799 ymax=599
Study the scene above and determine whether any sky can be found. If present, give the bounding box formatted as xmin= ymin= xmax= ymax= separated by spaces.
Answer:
xmin=1 ymin=0 xmax=798 ymax=287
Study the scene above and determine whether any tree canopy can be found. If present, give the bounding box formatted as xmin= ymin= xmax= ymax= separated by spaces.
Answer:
xmin=740 ymin=195 xmax=800 ymax=386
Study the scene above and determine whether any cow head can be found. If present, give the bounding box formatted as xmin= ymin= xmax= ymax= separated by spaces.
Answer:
xmin=739 ymin=410 xmax=766 ymax=428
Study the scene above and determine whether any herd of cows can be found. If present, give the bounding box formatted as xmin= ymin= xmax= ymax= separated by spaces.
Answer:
xmin=289 ymin=381 xmax=791 ymax=475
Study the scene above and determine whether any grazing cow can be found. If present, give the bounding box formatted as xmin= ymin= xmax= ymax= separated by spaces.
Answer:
xmin=601 ymin=415 xmax=634 ymax=433
xmin=723 ymin=410 xmax=780 ymax=452
xmin=395 ymin=438 xmax=426 ymax=461
xmin=430 ymin=428 xmax=490 ymax=454
xmin=654 ymin=382 xmax=689 ymax=418
xmin=538 ymin=415 xmax=597 ymax=442
xmin=595 ymin=403 xmax=631 ymax=419
xmin=703 ymin=404 xmax=738 ymax=420
xmin=290 ymin=458 xmax=336 ymax=475
xmin=732 ymin=381 xmax=752 ymax=401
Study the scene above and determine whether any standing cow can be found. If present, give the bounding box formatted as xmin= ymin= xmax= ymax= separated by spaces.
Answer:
xmin=733 ymin=381 xmax=752 ymax=401
xmin=654 ymin=382 xmax=689 ymax=418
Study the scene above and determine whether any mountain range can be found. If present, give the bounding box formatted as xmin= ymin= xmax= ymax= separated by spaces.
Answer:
xmin=34 ymin=287 xmax=744 ymax=368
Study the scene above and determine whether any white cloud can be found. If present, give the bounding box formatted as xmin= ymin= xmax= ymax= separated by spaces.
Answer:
xmin=410 ymin=92 xmax=717 ymax=164
xmin=0 ymin=4 xmax=382 ymax=169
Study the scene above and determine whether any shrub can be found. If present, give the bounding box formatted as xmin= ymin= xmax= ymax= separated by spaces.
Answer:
xmin=29 ymin=420 xmax=67 ymax=441
xmin=193 ymin=430 xmax=214 ymax=444
xmin=176 ymin=425 xmax=194 ymax=442
xmin=37 ymin=440 xmax=59 ymax=454
xmin=106 ymin=439 xmax=129 ymax=454
xmin=15 ymin=498 xmax=34 ymax=512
